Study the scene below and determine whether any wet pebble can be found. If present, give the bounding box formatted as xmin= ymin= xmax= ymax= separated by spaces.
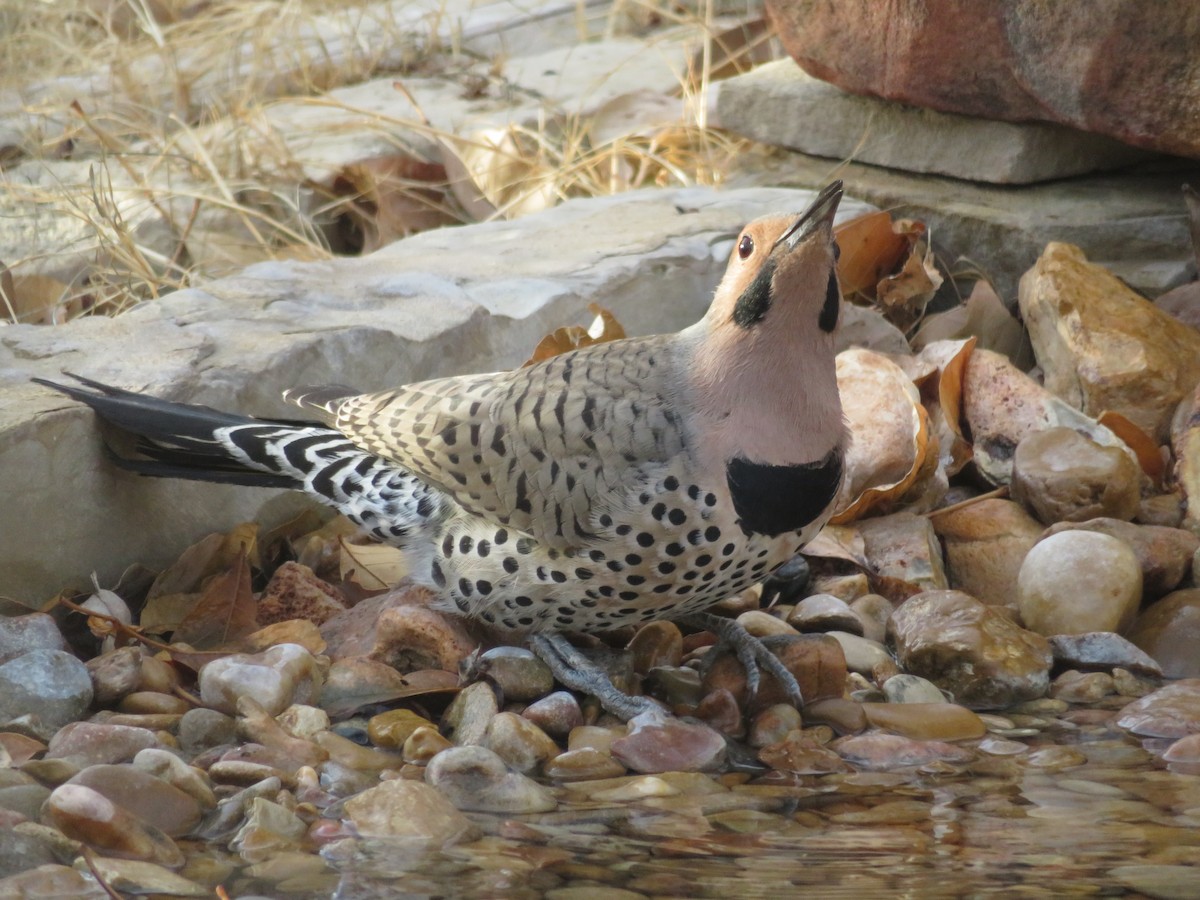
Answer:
xmin=482 ymin=711 xmax=560 ymax=774
xmin=133 ymin=748 xmax=216 ymax=808
xmin=66 ymin=764 xmax=204 ymax=837
xmin=748 ymin=703 xmax=804 ymax=748
xmin=45 ymin=783 xmax=184 ymax=867
xmin=889 ymin=590 xmax=1052 ymax=709
xmin=0 ymin=614 xmax=67 ymax=665
xmin=402 ymin=725 xmax=453 ymax=764
xmin=1010 ymin=426 xmax=1141 ymax=523
xmin=198 ymin=644 xmax=323 ymax=716
xmin=735 ymin=610 xmax=797 ymax=637
xmin=0 ymin=865 xmax=107 ymax=898
xmin=882 ymin=674 xmax=947 ymax=704
xmin=0 ymin=649 xmax=93 ymax=737
xmin=1050 ymin=670 xmax=1116 ymax=703
xmin=1109 ymin=864 xmax=1200 ymax=900
xmin=230 ymin=796 xmax=307 ymax=863
xmin=848 ymin=594 xmax=894 ymax=643
xmin=367 ymin=709 xmax=435 ymax=749
xmin=472 ymin=646 xmax=554 ymax=701
xmin=758 ymin=730 xmax=853 ymax=774
xmin=1047 ymin=632 xmax=1163 ymax=676
xmin=116 ymin=691 xmax=189 ymax=715
xmin=644 ymin=666 xmax=704 ymax=708
xmin=1042 ymin=518 xmax=1199 ymax=598
xmin=694 ymin=688 xmax=744 ymax=737
xmin=86 ymin=646 xmax=144 ymax=705
xmin=425 ymin=745 xmax=557 ymax=813
xmin=343 ymin=777 xmax=480 ymax=843
xmin=1116 ymin=680 xmax=1200 ymax=738
xmin=703 ymin=634 xmax=846 ymax=711
xmin=832 ymin=732 xmax=974 ymax=769
xmin=521 ymin=691 xmax=584 ymax=739
xmin=178 ymin=708 xmax=237 ymax=756
xmin=826 ymin=631 xmax=891 ymax=673
xmin=610 ymin=710 xmax=726 ymax=774
xmin=627 ymin=621 xmax=684 ymax=673
xmin=1018 ymin=531 xmax=1142 ymax=635
xmin=1126 ymin=589 xmax=1200 ymax=678
xmin=803 ymin=697 xmax=868 ymax=734
xmin=862 ymin=702 xmax=986 ymax=741
xmin=87 ymin=858 xmax=208 ymax=896
xmin=786 ymin=594 xmax=863 ymax=635
xmin=543 ymin=748 xmax=627 ymax=781
xmin=45 ymin=722 xmax=158 ymax=767
xmin=442 ymin=681 xmax=500 ymax=746
xmin=931 ymin=498 xmax=1042 ymax=609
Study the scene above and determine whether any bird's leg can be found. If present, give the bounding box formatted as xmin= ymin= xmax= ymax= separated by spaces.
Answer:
xmin=681 ymin=612 xmax=805 ymax=708
xmin=529 ymin=633 xmax=661 ymax=721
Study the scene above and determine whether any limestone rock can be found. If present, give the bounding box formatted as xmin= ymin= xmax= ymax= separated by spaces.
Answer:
xmin=1010 ymin=428 xmax=1142 ymax=524
xmin=1019 ymin=242 xmax=1200 ymax=441
xmin=855 ymin=512 xmax=947 ymax=602
xmin=1017 ymin=531 xmax=1143 ymax=636
xmin=765 ymin=0 xmax=1200 ymax=158
xmin=932 ymin=498 xmax=1042 ymax=608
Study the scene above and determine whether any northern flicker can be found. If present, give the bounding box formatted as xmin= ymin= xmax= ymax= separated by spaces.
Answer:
xmin=37 ymin=181 xmax=848 ymax=718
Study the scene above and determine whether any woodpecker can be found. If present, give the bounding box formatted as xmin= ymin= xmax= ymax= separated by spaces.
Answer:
xmin=37 ymin=181 xmax=848 ymax=719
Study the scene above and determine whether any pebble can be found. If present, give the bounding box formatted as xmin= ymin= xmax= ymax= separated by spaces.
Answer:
xmin=1126 ymin=589 xmax=1200 ymax=678
xmin=1018 ymin=531 xmax=1143 ymax=635
xmin=256 ymin=561 xmax=347 ymax=626
xmin=832 ymin=732 xmax=974 ymax=769
xmin=1047 ymin=632 xmax=1163 ymax=676
xmin=825 ymin=631 xmax=891 ymax=673
xmin=758 ymin=730 xmax=853 ymax=774
xmin=45 ymin=722 xmax=158 ymax=767
xmin=521 ymin=691 xmax=584 ymax=738
xmin=115 ymin=691 xmax=189 ymax=715
xmin=133 ymin=748 xmax=216 ymax=808
xmin=343 ymin=778 xmax=481 ymax=844
xmin=442 ymin=681 xmax=500 ymax=746
xmin=425 ymin=745 xmax=557 ymax=813
xmin=543 ymin=748 xmax=627 ymax=782
xmin=644 ymin=666 xmax=705 ymax=707
xmin=1010 ymin=426 xmax=1141 ymax=523
xmin=230 ymin=797 xmax=308 ymax=863
xmin=0 ymin=614 xmax=67 ymax=665
xmin=803 ymin=697 xmax=868 ymax=734
xmin=848 ymin=594 xmax=894 ymax=643
xmin=178 ymin=708 xmax=237 ymax=756
xmin=1116 ymin=680 xmax=1200 ymax=738
xmin=85 ymin=858 xmax=209 ymax=896
xmin=695 ymin=688 xmax=744 ymax=737
xmin=367 ymin=709 xmax=435 ymax=749
xmin=702 ymin=633 xmax=847 ymax=711
xmin=482 ymin=711 xmax=560 ymax=774
xmin=1050 ymin=670 xmax=1116 ymax=703
xmin=931 ymin=498 xmax=1042 ymax=609
xmin=0 ymin=649 xmax=94 ymax=737
xmin=0 ymin=865 xmax=108 ymax=898
xmin=1041 ymin=517 xmax=1199 ymax=598
xmin=87 ymin=646 xmax=144 ymax=705
xmin=882 ymin=674 xmax=947 ymax=704
xmin=45 ymin=783 xmax=184 ymax=867
xmin=809 ymin=572 xmax=871 ymax=602
xmin=402 ymin=725 xmax=453 ymax=764
xmin=735 ymin=609 xmax=798 ymax=637
xmin=889 ymin=590 xmax=1052 ymax=709
xmin=786 ymin=594 xmax=864 ymax=635
xmin=862 ymin=702 xmax=987 ymax=741
xmin=748 ymin=704 xmax=804 ymax=747
xmin=198 ymin=644 xmax=323 ymax=716
xmin=627 ymin=621 xmax=684 ymax=673
xmin=472 ymin=646 xmax=555 ymax=701
xmin=1109 ymin=865 xmax=1200 ymax=900
xmin=590 ymin=775 xmax=680 ymax=802
xmin=610 ymin=710 xmax=726 ymax=774
xmin=66 ymin=764 xmax=204 ymax=837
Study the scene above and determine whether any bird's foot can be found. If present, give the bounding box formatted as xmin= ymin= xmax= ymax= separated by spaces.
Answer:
xmin=529 ymin=633 xmax=662 ymax=722
xmin=681 ymin=612 xmax=805 ymax=708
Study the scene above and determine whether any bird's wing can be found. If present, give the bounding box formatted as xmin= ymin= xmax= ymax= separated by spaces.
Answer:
xmin=291 ymin=336 xmax=686 ymax=548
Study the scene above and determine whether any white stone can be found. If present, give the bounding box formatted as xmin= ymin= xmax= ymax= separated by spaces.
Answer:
xmin=1017 ymin=532 xmax=1143 ymax=636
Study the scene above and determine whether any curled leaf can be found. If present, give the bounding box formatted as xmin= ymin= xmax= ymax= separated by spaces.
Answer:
xmin=1098 ymin=410 xmax=1166 ymax=487
xmin=339 ymin=537 xmax=409 ymax=590
xmin=523 ymin=304 xmax=626 ymax=366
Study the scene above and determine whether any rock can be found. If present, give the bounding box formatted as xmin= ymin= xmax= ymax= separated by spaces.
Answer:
xmin=542 ymin=748 xmax=627 ymax=782
xmin=786 ymin=593 xmax=863 ymax=634
xmin=1042 ymin=519 xmax=1199 ymax=599
xmin=0 ymin=614 xmax=67 ymax=665
xmin=1011 ymin=428 xmax=1142 ymax=524
xmin=627 ymin=621 xmax=684 ymax=673
xmin=1050 ymin=670 xmax=1115 ymax=704
xmin=481 ymin=712 xmax=560 ymax=775
xmin=367 ymin=709 xmax=435 ymax=750
xmin=132 ymin=748 xmax=217 ymax=809
xmin=44 ymin=783 xmax=183 ymax=867
xmin=716 ymin=60 xmax=1150 ymax=184
xmin=861 ymin=702 xmax=986 ymax=741
xmin=855 ymin=512 xmax=947 ymax=601
xmin=932 ymin=499 xmax=1042 ymax=608
xmin=198 ymin=644 xmax=323 ymax=716
xmin=825 ymin=631 xmax=891 ymax=675
xmin=1138 ymin=493 xmax=1186 ymax=529
xmin=0 ymin=830 xmax=59 ymax=879
xmin=470 ymin=646 xmax=554 ymax=702
xmin=1110 ymin=865 xmax=1200 ymax=900
xmin=882 ymin=674 xmax=946 ymax=705
xmin=832 ymin=732 xmax=974 ymax=769
xmin=45 ymin=722 xmax=158 ymax=767
xmin=610 ymin=710 xmax=726 ymax=774
xmin=66 ymin=765 xmax=203 ymax=837
xmin=86 ymin=646 xmax=145 ymax=706
xmin=1117 ymin=680 xmax=1200 ymax=738
xmin=889 ymin=590 xmax=1053 ymax=709
xmin=758 ymin=730 xmax=854 ymax=774
xmin=256 ymin=562 xmax=348 ymax=627
xmin=747 ymin=703 xmax=804 ymax=748
xmin=702 ymin=633 xmax=846 ymax=711
xmin=76 ymin=858 xmax=208 ymax=897
xmin=736 ymin=610 xmax=797 ymax=638
xmin=1126 ymin=589 xmax=1200 ymax=678
xmin=342 ymin=779 xmax=479 ymax=844
xmin=695 ymin=688 xmax=744 ymax=737
xmin=803 ymin=697 xmax=868 ymax=734
xmin=1019 ymin=243 xmax=1200 ymax=441
xmin=178 ymin=708 xmax=237 ymax=756
xmin=765 ymin=0 xmax=1200 ymax=158
xmin=441 ymin=681 xmax=500 ymax=747
xmin=1017 ymin=531 xmax=1143 ymax=635
xmin=1175 ymin=384 xmax=1200 ymax=534
xmin=0 ymin=649 xmax=93 ymax=737
xmin=0 ymin=865 xmax=107 ymax=898
xmin=848 ymin=594 xmax=893 ymax=644
xmin=644 ymin=665 xmax=705 ymax=709
xmin=425 ymin=745 xmax=557 ymax=813
xmin=521 ymin=691 xmax=583 ymax=739
xmin=1047 ymin=632 xmax=1163 ymax=677
xmin=230 ymin=797 xmax=308 ymax=863
xmin=402 ymin=726 xmax=453 ymax=765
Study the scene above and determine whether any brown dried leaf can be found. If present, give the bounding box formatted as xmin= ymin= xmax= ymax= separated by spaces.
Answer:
xmin=330 ymin=155 xmax=454 ymax=253
xmin=913 ymin=280 xmax=1032 ymax=368
xmin=1098 ymin=410 xmax=1166 ymax=487
xmin=523 ymin=304 xmax=627 ymax=366
xmin=876 ymin=227 xmax=943 ymax=333
xmin=0 ymin=732 xmax=45 ymax=766
xmin=916 ymin=337 xmax=977 ymax=476
xmin=339 ymin=538 xmax=409 ymax=590
xmin=172 ymin=549 xmax=258 ymax=650
xmin=833 ymin=211 xmax=910 ymax=300
xmin=803 ymin=525 xmax=869 ymax=568
xmin=0 ymin=266 xmax=84 ymax=325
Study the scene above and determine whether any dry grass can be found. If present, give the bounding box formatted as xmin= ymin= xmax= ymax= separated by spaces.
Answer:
xmin=0 ymin=0 xmax=770 ymax=325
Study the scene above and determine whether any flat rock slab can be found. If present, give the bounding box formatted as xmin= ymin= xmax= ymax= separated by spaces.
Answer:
xmin=0 ymin=186 xmax=873 ymax=605
xmin=716 ymin=60 xmax=1154 ymax=184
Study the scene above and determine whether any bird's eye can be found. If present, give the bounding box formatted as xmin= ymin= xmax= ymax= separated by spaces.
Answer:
xmin=738 ymin=235 xmax=754 ymax=259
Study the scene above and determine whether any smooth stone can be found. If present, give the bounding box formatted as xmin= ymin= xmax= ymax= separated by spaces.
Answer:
xmin=44 ymin=783 xmax=183 ymax=867
xmin=441 ymin=681 xmax=500 ymax=746
xmin=229 ymin=797 xmax=308 ymax=863
xmin=1020 ymin=242 xmax=1200 ymax=441
xmin=932 ymin=499 xmax=1042 ymax=608
xmin=882 ymin=674 xmax=947 ymax=705
xmin=758 ymin=730 xmax=854 ymax=774
xmin=855 ymin=512 xmax=948 ymax=601
xmin=1047 ymin=632 xmax=1163 ymax=677
xmin=0 ymin=649 xmax=93 ymax=736
xmin=1011 ymin=427 xmax=1142 ymax=524
xmin=78 ymin=858 xmax=208 ymax=897
xmin=627 ymin=621 xmax=684 ymax=673
xmin=1049 ymin=671 xmax=1115 ymax=704
xmin=198 ymin=644 xmax=323 ymax=716
xmin=86 ymin=646 xmax=143 ymax=705
xmin=1116 ymin=680 xmax=1200 ymax=738
xmin=115 ymin=692 xmax=190 ymax=715
xmin=542 ymin=748 xmax=627 ymax=782
xmin=132 ymin=748 xmax=216 ymax=809
xmin=342 ymin=779 xmax=479 ymax=844
xmin=66 ymin=764 xmax=203 ymax=837
xmin=809 ymin=572 xmax=871 ymax=603
xmin=137 ymin=656 xmax=180 ymax=695
xmin=178 ymin=708 xmax=237 ymax=756
xmin=1162 ymin=734 xmax=1200 ymax=764
xmin=1041 ymin=518 xmax=1200 ymax=599
xmin=567 ymin=725 xmax=623 ymax=754
xmin=832 ymin=732 xmax=975 ymax=769
xmin=401 ymin=726 xmax=453 ymax=765
xmin=0 ymin=829 xmax=60 ymax=878
xmin=45 ymin=722 xmax=158 ymax=767
xmin=826 ymin=631 xmax=891 ymax=674
xmin=256 ymin=561 xmax=347 ymax=626
xmin=695 ymin=688 xmax=744 ymax=737
xmin=425 ymin=745 xmax=557 ymax=813
xmin=848 ymin=594 xmax=894 ymax=644
xmin=520 ymin=691 xmax=583 ymax=739
xmin=889 ymin=590 xmax=1052 ymax=709
xmin=276 ymin=704 xmax=329 ymax=740
xmin=748 ymin=704 xmax=804 ymax=748
xmin=473 ymin=647 xmax=554 ymax=702
xmin=735 ymin=610 xmax=797 ymax=638
xmin=313 ymin=730 xmax=402 ymax=772
xmin=610 ymin=710 xmax=726 ymax=774
xmin=482 ymin=712 xmax=560 ymax=774
xmin=803 ymin=697 xmax=868 ymax=735
xmin=1017 ymin=531 xmax=1143 ymax=635
xmin=0 ymin=782 xmax=52 ymax=820
xmin=862 ymin=702 xmax=985 ymax=741
xmin=643 ymin=665 xmax=705 ymax=708
xmin=702 ymin=633 xmax=847 ymax=712
xmin=1126 ymin=589 xmax=1200 ymax=678
xmin=0 ymin=614 xmax=67 ymax=666
xmin=786 ymin=593 xmax=864 ymax=635
xmin=0 ymin=865 xmax=107 ymax=898
xmin=367 ymin=709 xmax=435 ymax=750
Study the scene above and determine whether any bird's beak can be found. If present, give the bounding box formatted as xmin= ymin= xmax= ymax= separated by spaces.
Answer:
xmin=776 ymin=181 xmax=843 ymax=251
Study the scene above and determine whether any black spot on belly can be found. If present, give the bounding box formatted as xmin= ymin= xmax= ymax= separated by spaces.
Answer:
xmin=726 ymin=448 xmax=843 ymax=536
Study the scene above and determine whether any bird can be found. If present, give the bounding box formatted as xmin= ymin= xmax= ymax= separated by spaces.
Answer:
xmin=36 ymin=181 xmax=849 ymax=719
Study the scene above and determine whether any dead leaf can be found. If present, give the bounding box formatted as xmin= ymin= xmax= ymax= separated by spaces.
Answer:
xmin=172 ymin=549 xmax=258 ymax=650
xmin=339 ymin=538 xmax=409 ymax=590
xmin=833 ymin=211 xmax=910 ymax=300
xmin=803 ymin=525 xmax=869 ymax=568
xmin=876 ymin=227 xmax=944 ymax=333
xmin=0 ymin=265 xmax=85 ymax=324
xmin=0 ymin=732 xmax=45 ymax=766
xmin=523 ymin=304 xmax=627 ymax=366
xmin=916 ymin=338 xmax=977 ymax=476
xmin=913 ymin=280 xmax=1032 ymax=368
xmin=330 ymin=155 xmax=454 ymax=253
xmin=1099 ymin=410 xmax=1166 ymax=487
